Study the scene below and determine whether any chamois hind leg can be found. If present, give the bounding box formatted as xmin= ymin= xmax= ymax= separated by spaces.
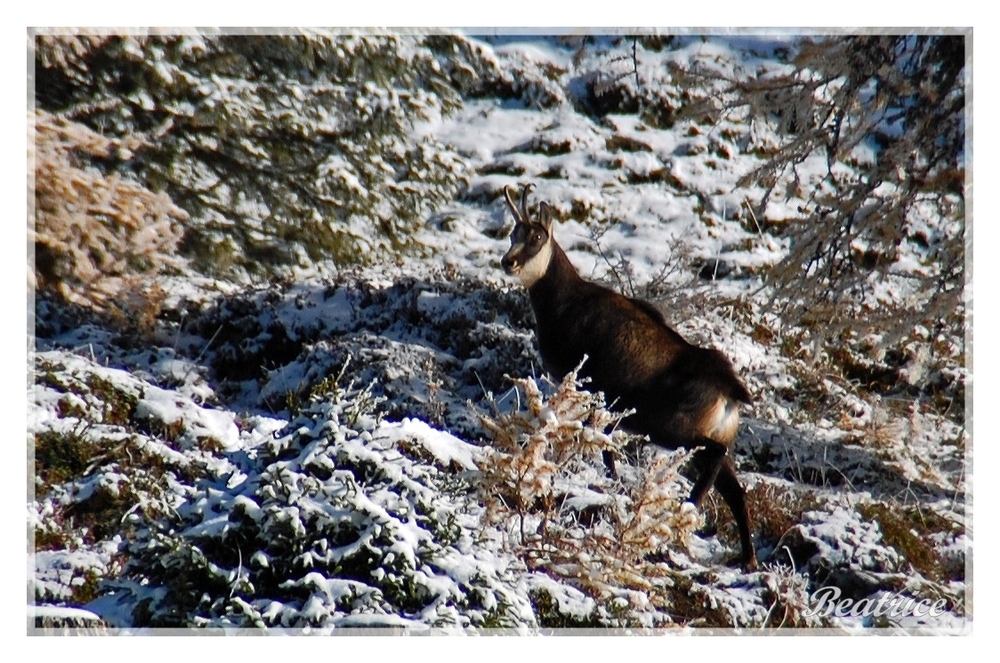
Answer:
xmin=685 ymin=441 xmax=757 ymax=570
xmin=714 ymin=456 xmax=757 ymax=570
xmin=685 ymin=440 xmax=728 ymax=506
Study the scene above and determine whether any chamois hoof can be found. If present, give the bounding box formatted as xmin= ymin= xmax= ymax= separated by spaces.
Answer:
xmin=724 ymin=552 xmax=758 ymax=572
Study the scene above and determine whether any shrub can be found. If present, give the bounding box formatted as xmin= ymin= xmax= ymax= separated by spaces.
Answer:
xmin=32 ymin=109 xmax=185 ymax=329
xmin=98 ymin=378 xmax=535 ymax=629
xmin=478 ymin=367 xmax=698 ymax=599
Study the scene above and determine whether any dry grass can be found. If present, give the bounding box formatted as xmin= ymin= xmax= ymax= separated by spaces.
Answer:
xmin=31 ymin=109 xmax=186 ymax=332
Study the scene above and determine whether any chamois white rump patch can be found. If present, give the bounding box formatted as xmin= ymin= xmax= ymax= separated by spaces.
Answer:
xmin=701 ymin=396 xmax=740 ymax=441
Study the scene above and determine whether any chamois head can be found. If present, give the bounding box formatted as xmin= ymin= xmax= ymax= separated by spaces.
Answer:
xmin=501 ymin=183 xmax=555 ymax=287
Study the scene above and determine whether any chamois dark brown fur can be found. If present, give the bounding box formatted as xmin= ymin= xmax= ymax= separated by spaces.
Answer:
xmin=500 ymin=183 xmax=757 ymax=569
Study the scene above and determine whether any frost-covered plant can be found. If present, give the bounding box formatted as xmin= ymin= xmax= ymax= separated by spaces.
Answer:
xmin=31 ymin=109 xmax=186 ymax=329
xmin=30 ymin=351 xmax=226 ymax=608
xmin=478 ymin=367 xmax=698 ymax=598
xmin=670 ymin=35 xmax=965 ymax=351
xmin=760 ymin=561 xmax=827 ymax=628
xmin=474 ymin=44 xmax=567 ymax=109
xmin=98 ymin=377 xmax=534 ymax=629
xmin=571 ymin=36 xmax=685 ymax=128
xmin=33 ymin=31 xmax=494 ymax=279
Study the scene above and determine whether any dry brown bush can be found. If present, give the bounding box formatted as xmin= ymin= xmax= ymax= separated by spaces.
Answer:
xmin=31 ymin=109 xmax=186 ymax=329
xmin=478 ymin=368 xmax=699 ymax=597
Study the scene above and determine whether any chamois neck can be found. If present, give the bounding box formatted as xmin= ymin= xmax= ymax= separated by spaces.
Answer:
xmin=527 ymin=241 xmax=583 ymax=307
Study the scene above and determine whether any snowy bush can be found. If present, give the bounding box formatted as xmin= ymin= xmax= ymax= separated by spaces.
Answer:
xmin=30 ymin=351 xmax=231 ymax=610
xmin=176 ymin=271 xmax=536 ymax=431
xmin=569 ymin=36 xmax=685 ymax=128
xmin=475 ymin=41 xmax=567 ymax=109
xmin=95 ymin=376 xmax=536 ymax=629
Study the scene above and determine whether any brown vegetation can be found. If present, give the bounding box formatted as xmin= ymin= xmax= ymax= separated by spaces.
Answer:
xmin=32 ymin=109 xmax=186 ymax=330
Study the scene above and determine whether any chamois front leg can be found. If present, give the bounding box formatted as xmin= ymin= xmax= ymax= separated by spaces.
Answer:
xmin=601 ymin=449 xmax=620 ymax=479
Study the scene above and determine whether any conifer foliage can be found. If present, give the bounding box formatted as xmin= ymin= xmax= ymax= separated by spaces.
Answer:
xmin=34 ymin=32 xmax=494 ymax=279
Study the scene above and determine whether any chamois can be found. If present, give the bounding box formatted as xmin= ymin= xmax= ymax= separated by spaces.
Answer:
xmin=500 ymin=183 xmax=757 ymax=569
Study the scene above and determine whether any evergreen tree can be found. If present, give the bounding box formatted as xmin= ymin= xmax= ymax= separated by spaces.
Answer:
xmin=34 ymin=31 xmax=496 ymax=279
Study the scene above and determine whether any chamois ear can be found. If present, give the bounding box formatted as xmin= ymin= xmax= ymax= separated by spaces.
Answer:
xmin=537 ymin=201 xmax=555 ymax=233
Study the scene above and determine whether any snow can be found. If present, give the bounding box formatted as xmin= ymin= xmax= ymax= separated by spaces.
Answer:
xmin=134 ymin=386 xmax=239 ymax=450
xmin=29 ymin=604 xmax=104 ymax=622
xmin=375 ymin=418 xmax=481 ymax=471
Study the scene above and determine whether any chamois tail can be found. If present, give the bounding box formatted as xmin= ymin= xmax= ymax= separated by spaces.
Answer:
xmin=731 ymin=380 xmax=752 ymax=405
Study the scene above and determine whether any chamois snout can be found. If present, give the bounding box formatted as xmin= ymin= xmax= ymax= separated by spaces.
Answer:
xmin=500 ymin=251 xmax=518 ymax=275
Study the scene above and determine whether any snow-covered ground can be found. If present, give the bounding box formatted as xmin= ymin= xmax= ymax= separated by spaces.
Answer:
xmin=28 ymin=33 xmax=968 ymax=633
